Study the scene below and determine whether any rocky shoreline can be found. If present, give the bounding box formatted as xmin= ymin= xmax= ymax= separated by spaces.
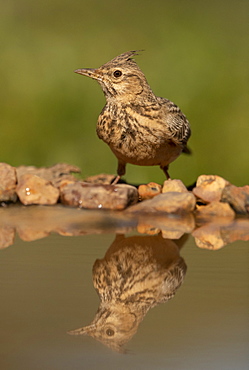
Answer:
xmin=0 ymin=162 xmax=249 ymax=217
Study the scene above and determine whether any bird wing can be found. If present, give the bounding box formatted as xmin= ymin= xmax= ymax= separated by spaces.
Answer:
xmin=158 ymin=97 xmax=191 ymax=147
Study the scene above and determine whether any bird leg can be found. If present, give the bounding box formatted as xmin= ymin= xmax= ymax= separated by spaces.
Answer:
xmin=111 ymin=161 xmax=126 ymax=185
xmin=161 ymin=165 xmax=171 ymax=180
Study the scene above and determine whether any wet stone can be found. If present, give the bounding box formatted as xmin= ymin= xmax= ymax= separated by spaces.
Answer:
xmin=162 ymin=179 xmax=188 ymax=193
xmin=60 ymin=182 xmax=139 ymax=210
xmin=193 ymin=175 xmax=229 ymax=203
xmin=221 ymin=184 xmax=249 ymax=214
xmin=138 ymin=182 xmax=162 ymax=200
xmin=84 ymin=173 xmax=116 ymax=185
xmin=195 ymin=201 xmax=235 ymax=218
xmin=127 ymin=192 xmax=196 ymax=214
xmin=16 ymin=163 xmax=81 ymax=188
xmin=16 ymin=174 xmax=60 ymax=205
xmin=0 ymin=163 xmax=17 ymax=203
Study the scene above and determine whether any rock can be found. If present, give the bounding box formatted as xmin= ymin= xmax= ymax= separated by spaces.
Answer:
xmin=162 ymin=179 xmax=188 ymax=193
xmin=126 ymin=192 xmax=196 ymax=214
xmin=16 ymin=163 xmax=80 ymax=188
xmin=0 ymin=163 xmax=17 ymax=203
xmin=195 ymin=201 xmax=235 ymax=218
xmin=84 ymin=173 xmax=116 ymax=185
xmin=193 ymin=175 xmax=229 ymax=203
xmin=221 ymin=184 xmax=249 ymax=214
xmin=60 ymin=182 xmax=138 ymax=210
xmin=138 ymin=182 xmax=162 ymax=200
xmin=16 ymin=174 xmax=60 ymax=205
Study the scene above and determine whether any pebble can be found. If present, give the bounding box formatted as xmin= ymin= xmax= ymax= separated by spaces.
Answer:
xmin=138 ymin=182 xmax=162 ymax=200
xmin=16 ymin=173 xmax=60 ymax=205
xmin=162 ymin=179 xmax=188 ymax=193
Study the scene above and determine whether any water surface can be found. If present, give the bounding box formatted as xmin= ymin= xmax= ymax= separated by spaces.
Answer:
xmin=0 ymin=206 xmax=248 ymax=369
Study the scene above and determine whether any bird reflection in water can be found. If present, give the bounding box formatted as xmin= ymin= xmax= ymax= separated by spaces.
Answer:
xmin=68 ymin=233 xmax=187 ymax=352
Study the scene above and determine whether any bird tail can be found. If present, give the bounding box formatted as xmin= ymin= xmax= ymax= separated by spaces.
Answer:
xmin=182 ymin=145 xmax=192 ymax=155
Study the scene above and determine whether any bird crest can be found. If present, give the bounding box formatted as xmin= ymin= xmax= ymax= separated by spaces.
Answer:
xmin=104 ymin=50 xmax=143 ymax=68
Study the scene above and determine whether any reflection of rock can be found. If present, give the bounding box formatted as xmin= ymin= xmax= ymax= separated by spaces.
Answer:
xmin=68 ymin=234 xmax=187 ymax=352
xmin=193 ymin=219 xmax=249 ymax=250
xmin=0 ymin=226 xmax=15 ymax=249
xmin=136 ymin=214 xmax=195 ymax=239
xmin=0 ymin=205 xmax=137 ymax=245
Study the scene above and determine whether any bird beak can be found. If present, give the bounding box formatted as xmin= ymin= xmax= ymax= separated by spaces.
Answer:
xmin=67 ymin=324 xmax=96 ymax=335
xmin=74 ymin=68 xmax=103 ymax=81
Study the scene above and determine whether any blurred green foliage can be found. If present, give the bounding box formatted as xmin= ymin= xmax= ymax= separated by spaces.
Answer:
xmin=0 ymin=0 xmax=248 ymax=185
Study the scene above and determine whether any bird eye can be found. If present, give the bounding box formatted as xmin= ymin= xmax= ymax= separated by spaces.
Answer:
xmin=106 ymin=328 xmax=115 ymax=337
xmin=113 ymin=70 xmax=122 ymax=78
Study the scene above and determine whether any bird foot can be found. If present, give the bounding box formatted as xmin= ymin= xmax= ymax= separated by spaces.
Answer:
xmin=111 ymin=175 xmax=121 ymax=185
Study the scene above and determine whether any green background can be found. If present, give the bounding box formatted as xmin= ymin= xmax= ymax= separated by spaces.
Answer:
xmin=1 ymin=0 xmax=248 ymax=186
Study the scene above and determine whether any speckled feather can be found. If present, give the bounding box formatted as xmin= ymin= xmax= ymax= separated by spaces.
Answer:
xmin=75 ymin=51 xmax=191 ymax=181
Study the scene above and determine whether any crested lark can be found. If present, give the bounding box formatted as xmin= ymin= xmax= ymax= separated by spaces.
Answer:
xmin=75 ymin=51 xmax=191 ymax=183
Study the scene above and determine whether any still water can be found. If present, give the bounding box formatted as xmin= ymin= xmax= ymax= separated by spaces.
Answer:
xmin=0 ymin=206 xmax=248 ymax=370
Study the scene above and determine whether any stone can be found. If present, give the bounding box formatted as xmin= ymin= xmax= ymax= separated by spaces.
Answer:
xmin=84 ymin=173 xmax=116 ymax=185
xmin=193 ymin=175 xmax=229 ymax=203
xmin=221 ymin=184 xmax=249 ymax=214
xmin=126 ymin=192 xmax=196 ymax=214
xmin=16 ymin=163 xmax=81 ymax=188
xmin=162 ymin=179 xmax=188 ymax=193
xmin=0 ymin=163 xmax=17 ymax=203
xmin=16 ymin=174 xmax=60 ymax=205
xmin=138 ymin=182 xmax=162 ymax=200
xmin=195 ymin=201 xmax=235 ymax=218
xmin=60 ymin=182 xmax=138 ymax=210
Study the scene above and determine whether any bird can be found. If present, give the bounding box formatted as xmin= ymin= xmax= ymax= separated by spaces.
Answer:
xmin=68 ymin=234 xmax=187 ymax=352
xmin=75 ymin=51 xmax=191 ymax=184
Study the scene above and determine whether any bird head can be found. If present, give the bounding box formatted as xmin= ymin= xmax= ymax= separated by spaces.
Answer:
xmin=75 ymin=51 xmax=153 ymax=102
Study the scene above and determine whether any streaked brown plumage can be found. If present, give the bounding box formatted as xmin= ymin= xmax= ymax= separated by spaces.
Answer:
xmin=68 ymin=234 xmax=187 ymax=352
xmin=75 ymin=51 xmax=191 ymax=183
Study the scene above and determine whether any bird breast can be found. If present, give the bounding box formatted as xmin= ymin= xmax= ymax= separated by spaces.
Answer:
xmin=96 ymin=103 xmax=182 ymax=166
